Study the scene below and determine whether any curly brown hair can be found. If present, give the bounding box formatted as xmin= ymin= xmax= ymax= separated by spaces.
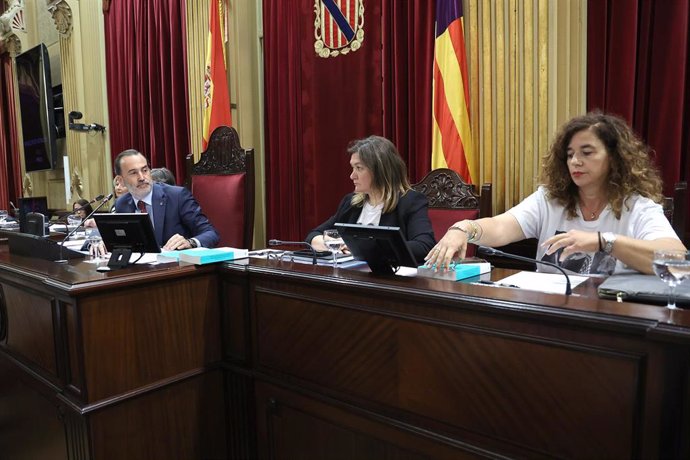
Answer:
xmin=539 ymin=111 xmax=663 ymax=219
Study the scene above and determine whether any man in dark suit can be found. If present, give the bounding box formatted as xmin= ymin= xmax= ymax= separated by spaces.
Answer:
xmin=114 ymin=149 xmax=219 ymax=250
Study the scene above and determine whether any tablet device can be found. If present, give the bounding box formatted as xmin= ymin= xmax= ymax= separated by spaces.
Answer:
xmin=335 ymin=223 xmax=418 ymax=274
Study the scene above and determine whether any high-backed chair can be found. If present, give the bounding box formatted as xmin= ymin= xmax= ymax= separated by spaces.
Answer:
xmin=412 ymin=168 xmax=492 ymax=257
xmin=664 ymin=181 xmax=688 ymax=245
xmin=185 ymin=126 xmax=255 ymax=249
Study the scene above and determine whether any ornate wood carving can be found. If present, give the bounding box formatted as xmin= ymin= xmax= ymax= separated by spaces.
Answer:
xmin=0 ymin=0 xmax=24 ymax=56
xmin=192 ymin=126 xmax=247 ymax=175
xmin=47 ymin=0 xmax=72 ymax=38
xmin=22 ymin=173 xmax=32 ymax=196
xmin=412 ymin=168 xmax=479 ymax=209
xmin=71 ymin=169 xmax=83 ymax=198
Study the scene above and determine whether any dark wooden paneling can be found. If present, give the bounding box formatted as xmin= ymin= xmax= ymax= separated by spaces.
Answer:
xmin=2 ymin=283 xmax=57 ymax=377
xmin=256 ymin=382 xmax=481 ymax=459
xmin=78 ymin=274 xmax=221 ymax=402
xmin=0 ymin=353 xmax=68 ymax=460
xmin=252 ymin=279 xmax=666 ymax=458
xmin=89 ymin=371 xmax=226 ymax=460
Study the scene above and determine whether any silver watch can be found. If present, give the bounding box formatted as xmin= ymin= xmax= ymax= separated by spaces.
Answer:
xmin=602 ymin=232 xmax=616 ymax=254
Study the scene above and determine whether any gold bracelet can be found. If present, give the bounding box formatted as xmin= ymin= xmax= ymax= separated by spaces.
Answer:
xmin=448 ymin=221 xmax=477 ymax=243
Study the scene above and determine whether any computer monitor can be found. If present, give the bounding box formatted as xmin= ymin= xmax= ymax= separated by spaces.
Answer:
xmin=93 ymin=213 xmax=160 ymax=269
xmin=335 ymin=223 xmax=418 ymax=275
xmin=18 ymin=196 xmax=48 ymax=233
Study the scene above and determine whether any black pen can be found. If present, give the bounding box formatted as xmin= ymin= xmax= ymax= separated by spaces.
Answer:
xmin=472 ymin=280 xmax=520 ymax=288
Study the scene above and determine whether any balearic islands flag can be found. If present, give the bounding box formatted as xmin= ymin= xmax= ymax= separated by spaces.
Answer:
xmin=202 ymin=0 xmax=232 ymax=149
xmin=431 ymin=0 xmax=473 ymax=183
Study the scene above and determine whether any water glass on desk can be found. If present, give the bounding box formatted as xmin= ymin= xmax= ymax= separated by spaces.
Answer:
xmin=86 ymin=233 xmax=104 ymax=261
xmin=0 ymin=210 xmax=7 ymax=223
xmin=652 ymin=249 xmax=690 ymax=309
xmin=67 ymin=214 xmax=82 ymax=238
xmin=323 ymin=229 xmax=344 ymax=267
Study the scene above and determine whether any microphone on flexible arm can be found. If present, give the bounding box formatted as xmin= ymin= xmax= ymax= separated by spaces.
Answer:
xmin=477 ymin=245 xmax=572 ymax=295
xmin=72 ymin=194 xmax=106 ymax=213
xmin=55 ymin=193 xmax=113 ymax=263
xmin=268 ymin=239 xmax=318 ymax=265
xmin=9 ymin=201 xmax=18 ymax=216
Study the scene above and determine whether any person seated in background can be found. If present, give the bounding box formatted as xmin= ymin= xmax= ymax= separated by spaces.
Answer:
xmin=425 ymin=111 xmax=686 ymax=275
xmin=73 ymin=199 xmax=93 ymax=220
xmin=151 ymin=167 xmax=176 ymax=185
xmin=306 ymin=135 xmax=435 ymax=263
xmin=111 ymin=176 xmax=128 ymax=212
xmin=113 ymin=149 xmax=219 ymax=250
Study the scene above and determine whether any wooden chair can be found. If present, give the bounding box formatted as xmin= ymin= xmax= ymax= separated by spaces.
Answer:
xmin=412 ymin=168 xmax=492 ymax=257
xmin=663 ymin=181 xmax=688 ymax=244
xmin=185 ymin=126 xmax=255 ymax=249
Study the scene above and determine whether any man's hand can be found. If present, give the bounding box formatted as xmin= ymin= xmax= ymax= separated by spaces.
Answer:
xmin=163 ymin=234 xmax=194 ymax=251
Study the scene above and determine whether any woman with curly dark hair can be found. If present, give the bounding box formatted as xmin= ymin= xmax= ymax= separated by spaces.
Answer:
xmin=426 ymin=112 xmax=685 ymax=275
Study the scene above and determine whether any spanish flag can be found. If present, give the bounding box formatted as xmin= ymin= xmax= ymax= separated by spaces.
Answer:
xmin=431 ymin=0 xmax=473 ymax=183
xmin=202 ymin=0 xmax=232 ymax=149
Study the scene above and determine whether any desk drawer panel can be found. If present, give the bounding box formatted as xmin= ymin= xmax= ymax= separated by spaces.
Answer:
xmin=1 ymin=283 xmax=57 ymax=378
xmin=254 ymin=290 xmax=642 ymax=458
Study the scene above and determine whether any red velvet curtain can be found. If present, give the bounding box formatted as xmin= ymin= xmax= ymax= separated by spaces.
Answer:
xmin=381 ymin=1 xmax=435 ymax=183
xmin=263 ymin=0 xmax=384 ymax=241
xmin=263 ymin=0 xmax=435 ymax=241
xmin=587 ymin=0 xmax=690 ymax=196
xmin=0 ymin=54 xmax=20 ymax=210
xmin=103 ymin=0 xmax=190 ymax=183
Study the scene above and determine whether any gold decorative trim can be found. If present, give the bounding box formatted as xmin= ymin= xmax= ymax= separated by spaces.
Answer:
xmin=47 ymin=0 xmax=72 ymax=38
xmin=0 ymin=0 xmax=24 ymax=56
xmin=313 ymin=0 xmax=364 ymax=58
xmin=2 ymin=33 xmax=21 ymax=56
xmin=71 ymin=169 xmax=83 ymax=198
xmin=22 ymin=174 xmax=32 ymax=197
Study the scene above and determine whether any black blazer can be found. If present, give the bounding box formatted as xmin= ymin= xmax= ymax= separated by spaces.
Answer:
xmin=306 ymin=190 xmax=436 ymax=263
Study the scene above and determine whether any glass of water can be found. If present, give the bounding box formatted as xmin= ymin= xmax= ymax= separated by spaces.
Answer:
xmin=67 ymin=213 xmax=81 ymax=237
xmin=0 ymin=210 xmax=7 ymax=223
xmin=323 ymin=229 xmax=344 ymax=267
xmin=652 ymin=250 xmax=690 ymax=309
xmin=87 ymin=233 xmax=104 ymax=261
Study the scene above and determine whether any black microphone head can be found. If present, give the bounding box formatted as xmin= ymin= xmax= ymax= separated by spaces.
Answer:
xmin=102 ymin=193 xmax=114 ymax=201
xmin=268 ymin=239 xmax=281 ymax=246
xmin=477 ymin=246 xmax=497 ymax=256
xmin=94 ymin=194 xmax=105 ymax=201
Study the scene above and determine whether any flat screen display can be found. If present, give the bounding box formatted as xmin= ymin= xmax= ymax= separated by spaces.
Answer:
xmin=94 ymin=213 xmax=161 ymax=254
xmin=17 ymin=196 xmax=49 ymax=233
xmin=15 ymin=43 xmax=58 ymax=172
xmin=335 ymin=223 xmax=418 ymax=274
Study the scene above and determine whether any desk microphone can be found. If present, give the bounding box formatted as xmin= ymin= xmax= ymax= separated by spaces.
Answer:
xmin=9 ymin=201 xmax=18 ymax=216
xmin=56 ymin=193 xmax=113 ymax=263
xmin=73 ymin=194 xmax=106 ymax=212
xmin=268 ymin=239 xmax=318 ymax=265
xmin=477 ymin=245 xmax=572 ymax=295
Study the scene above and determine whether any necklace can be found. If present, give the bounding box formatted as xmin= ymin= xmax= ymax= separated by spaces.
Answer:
xmin=580 ymin=201 xmax=606 ymax=220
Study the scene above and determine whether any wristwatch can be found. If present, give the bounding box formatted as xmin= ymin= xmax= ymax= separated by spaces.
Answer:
xmin=187 ymin=238 xmax=198 ymax=248
xmin=602 ymin=232 xmax=616 ymax=254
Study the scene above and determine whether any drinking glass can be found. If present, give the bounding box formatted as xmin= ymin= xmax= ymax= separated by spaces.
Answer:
xmin=87 ymin=233 xmax=104 ymax=261
xmin=652 ymin=250 xmax=690 ymax=309
xmin=0 ymin=210 xmax=7 ymax=223
xmin=323 ymin=229 xmax=344 ymax=267
xmin=67 ymin=213 xmax=81 ymax=237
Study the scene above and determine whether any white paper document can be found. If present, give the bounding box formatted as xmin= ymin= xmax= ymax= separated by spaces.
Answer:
xmin=497 ymin=271 xmax=589 ymax=295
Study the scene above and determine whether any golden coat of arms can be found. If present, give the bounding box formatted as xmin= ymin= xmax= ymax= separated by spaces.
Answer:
xmin=314 ymin=0 xmax=364 ymax=58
